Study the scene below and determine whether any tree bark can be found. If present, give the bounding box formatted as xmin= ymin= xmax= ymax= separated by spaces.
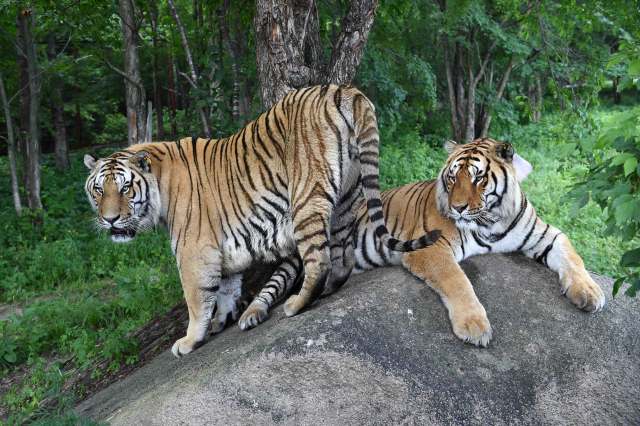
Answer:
xmin=167 ymin=0 xmax=211 ymax=137
xmin=255 ymin=0 xmax=377 ymax=109
xmin=479 ymin=58 xmax=514 ymax=137
xmin=17 ymin=8 xmax=42 ymax=210
xmin=443 ymin=42 xmax=461 ymax=142
xmin=149 ymin=2 xmax=165 ymax=139
xmin=17 ymin=19 xmax=29 ymax=191
xmin=118 ymin=0 xmax=146 ymax=146
xmin=47 ymin=34 xmax=70 ymax=170
xmin=220 ymin=0 xmax=241 ymax=123
xmin=167 ymin=52 xmax=178 ymax=137
xmin=0 ymin=73 xmax=23 ymax=215
xmin=326 ymin=0 xmax=378 ymax=84
xmin=254 ymin=0 xmax=317 ymax=108
xmin=533 ymin=75 xmax=543 ymax=122
xmin=220 ymin=0 xmax=251 ymax=123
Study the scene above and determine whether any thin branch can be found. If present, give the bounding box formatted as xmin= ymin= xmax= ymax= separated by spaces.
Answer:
xmin=103 ymin=57 xmax=145 ymax=91
xmin=178 ymin=71 xmax=197 ymax=89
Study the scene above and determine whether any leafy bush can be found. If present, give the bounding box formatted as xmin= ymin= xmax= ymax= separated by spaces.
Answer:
xmin=574 ymin=107 xmax=640 ymax=296
xmin=573 ymin=35 xmax=640 ymax=297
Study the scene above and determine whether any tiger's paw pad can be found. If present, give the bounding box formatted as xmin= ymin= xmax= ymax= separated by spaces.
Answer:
xmin=284 ymin=295 xmax=306 ymax=317
xmin=451 ymin=310 xmax=492 ymax=348
xmin=171 ymin=336 xmax=200 ymax=358
xmin=238 ymin=304 xmax=269 ymax=331
xmin=563 ymin=275 xmax=606 ymax=313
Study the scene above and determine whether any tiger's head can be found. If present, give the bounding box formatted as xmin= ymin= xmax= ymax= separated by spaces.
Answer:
xmin=84 ymin=151 xmax=161 ymax=243
xmin=436 ymin=138 xmax=533 ymax=230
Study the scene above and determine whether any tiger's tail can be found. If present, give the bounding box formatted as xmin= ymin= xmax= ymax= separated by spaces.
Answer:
xmin=351 ymin=91 xmax=441 ymax=252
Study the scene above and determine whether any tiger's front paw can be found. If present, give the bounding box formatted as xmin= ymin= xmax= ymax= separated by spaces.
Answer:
xmin=450 ymin=304 xmax=492 ymax=348
xmin=562 ymin=273 xmax=606 ymax=313
xmin=238 ymin=302 xmax=269 ymax=331
xmin=171 ymin=335 xmax=202 ymax=358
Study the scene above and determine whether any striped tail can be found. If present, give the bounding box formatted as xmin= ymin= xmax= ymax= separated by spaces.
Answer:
xmin=353 ymin=93 xmax=441 ymax=252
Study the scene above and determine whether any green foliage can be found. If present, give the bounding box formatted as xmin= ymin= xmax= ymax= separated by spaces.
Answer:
xmin=0 ymin=153 xmax=182 ymax=421
xmin=573 ymin=107 xmax=640 ymax=296
xmin=571 ymin=28 xmax=640 ymax=296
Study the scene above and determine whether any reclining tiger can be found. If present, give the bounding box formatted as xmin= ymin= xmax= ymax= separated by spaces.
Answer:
xmin=239 ymin=137 xmax=605 ymax=347
xmin=83 ymin=85 xmax=441 ymax=357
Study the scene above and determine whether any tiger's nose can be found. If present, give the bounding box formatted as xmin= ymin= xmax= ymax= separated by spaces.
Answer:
xmin=452 ymin=204 xmax=468 ymax=214
xmin=104 ymin=214 xmax=120 ymax=225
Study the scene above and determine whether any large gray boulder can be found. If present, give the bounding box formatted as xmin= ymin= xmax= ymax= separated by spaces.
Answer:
xmin=76 ymin=254 xmax=640 ymax=425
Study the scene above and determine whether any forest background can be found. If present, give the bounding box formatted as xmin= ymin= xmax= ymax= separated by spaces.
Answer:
xmin=0 ymin=0 xmax=639 ymax=422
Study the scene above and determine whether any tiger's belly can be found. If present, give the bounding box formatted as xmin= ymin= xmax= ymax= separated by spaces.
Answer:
xmin=221 ymin=215 xmax=296 ymax=276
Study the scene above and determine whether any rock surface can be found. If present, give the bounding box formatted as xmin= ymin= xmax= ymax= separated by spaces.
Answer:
xmin=76 ymin=254 xmax=640 ymax=425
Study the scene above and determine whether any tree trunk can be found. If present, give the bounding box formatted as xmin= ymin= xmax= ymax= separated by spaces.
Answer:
xmin=74 ymin=101 xmax=83 ymax=147
xmin=255 ymin=0 xmax=377 ymax=109
xmin=326 ymin=0 xmax=378 ymax=84
xmin=220 ymin=0 xmax=251 ymax=123
xmin=17 ymin=8 xmax=42 ymax=210
xmin=443 ymin=43 xmax=461 ymax=142
xmin=17 ymin=19 xmax=29 ymax=192
xmin=167 ymin=0 xmax=211 ymax=137
xmin=47 ymin=34 xmax=70 ymax=170
xmin=533 ymin=75 xmax=543 ymax=122
xmin=118 ymin=0 xmax=146 ymax=146
xmin=167 ymin=52 xmax=178 ymax=137
xmin=0 ymin=73 xmax=23 ymax=215
xmin=149 ymin=2 xmax=165 ymax=139
xmin=479 ymin=58 xmax=514 ymax=138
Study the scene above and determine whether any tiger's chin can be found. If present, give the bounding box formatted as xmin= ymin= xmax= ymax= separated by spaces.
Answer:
xmin=110 ymin=227 xmax=137 ymax=243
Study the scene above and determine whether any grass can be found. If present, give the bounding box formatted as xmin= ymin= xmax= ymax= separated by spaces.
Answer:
xmin=0 ymin=107 xmax=636 ymax=422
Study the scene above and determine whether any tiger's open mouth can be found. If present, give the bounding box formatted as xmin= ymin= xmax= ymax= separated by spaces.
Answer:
xmin=110 ymin=227 xmax=136 ymax=242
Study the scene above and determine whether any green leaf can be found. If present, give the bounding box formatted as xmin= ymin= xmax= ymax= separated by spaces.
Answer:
xmin=629 ymin=59 xmax=640 ymax=77
xmin=621 ymin=247 xmax=640 ymax=267
xmin=3 ymin=351 xmax=16 ymax=364
xmin=612 ymin=277 xmax=625 ymax=297
xmin=614 ymin=200 xmax=638 ymax=225
xmin=624 ymin=280 xmax=639 ymax=297
xmin=611 ymin=153 xmax=634 ymax=166
xmin=624 ymin=157 xmax=638 ymax=176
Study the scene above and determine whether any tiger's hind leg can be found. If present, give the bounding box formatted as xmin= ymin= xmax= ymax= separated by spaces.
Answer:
xmin=284 ymin=201 xmax=333 ymax=317
xmin=239 ymin=256 xmax=302 ymax=330
xmin=323 ymin=211 xmax=357 ymax=296
xmin=322 ymin=238 xmax=355 ymax=296
xmin=210 ymin=273 xmax=244 ymax=334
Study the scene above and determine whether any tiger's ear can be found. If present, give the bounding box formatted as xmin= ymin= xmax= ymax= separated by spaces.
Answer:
xmin=84 ymin=154 xmax=97 ymax=170
xmin=513 ymin=153 xmax=533 ymax=182
xmin=444 ymin=140 xmax=459 ymax=154
xmin=129 ymin=151 xmax=151 ymax=172
xmin=498 ymin=142 xmax=514 ymax=162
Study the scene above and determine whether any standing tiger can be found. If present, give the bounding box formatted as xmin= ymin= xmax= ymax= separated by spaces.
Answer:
xmin=239 ymin=138 xmax=605 ymax=347
xmin=83 ymin=85 xmax=441 ymax=357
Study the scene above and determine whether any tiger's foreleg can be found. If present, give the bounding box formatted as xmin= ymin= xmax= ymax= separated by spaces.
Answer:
xmin=171 ymin=247 xmax=221 ymax=357
xmin=402 ymin=245 xmax=493 ymax=347
xmin=238 ymin=256 xmax=303 ymax=330
xmin=520 ymin=220 xmax=605 ymax=312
